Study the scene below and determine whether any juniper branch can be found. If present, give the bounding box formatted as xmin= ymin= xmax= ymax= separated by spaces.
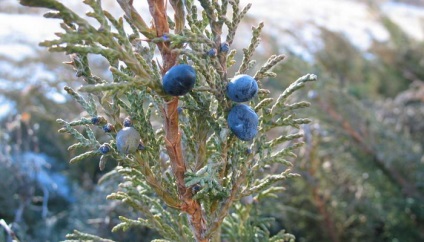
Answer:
xmin=65 ymin=230 xmax=115 ymax=242
xmin=237 ymin=22 xmax=264 ymax=75
xmin=271 ymin=74 xmax=317 ymax=112
xmin=21 ymin=0 xmax=317 ymax=241
xmin=117 ymin=0 xmax=155 ymax=38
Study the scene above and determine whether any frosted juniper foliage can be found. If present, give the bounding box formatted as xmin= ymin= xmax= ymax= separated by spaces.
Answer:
xmin=20 ymin=0 xmax=316 ymax=241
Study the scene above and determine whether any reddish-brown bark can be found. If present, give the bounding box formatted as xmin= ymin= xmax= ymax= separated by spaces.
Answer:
xmin=147 ymin=1 xmax=207 ymax=241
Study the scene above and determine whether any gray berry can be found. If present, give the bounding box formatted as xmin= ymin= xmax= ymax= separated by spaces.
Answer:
xmin=116 ymin=127 xmax=141 ymax=154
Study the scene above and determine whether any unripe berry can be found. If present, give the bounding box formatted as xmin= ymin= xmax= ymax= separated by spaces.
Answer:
xmin=116 ymin=127 xmax=141 ymax=154
xmin=91 ymin=116 xmax=101 ymax=125
xmin=227 ymin=104 xmax=258 ymax=141
xmin=246 ymin=148 xmax=252 ymax=154
xmin=192 ymin=184 xmax=201 ymax=194
xmin=162 ymin=64 xmax=196 ymax=96
xmin=177 ymin=107 xmax=183 ymax=114
xmin=123 ymin=117 xmax=132 ymax=127
xmin=220 ymin=42 xmax=230 ymax=53
xmin=99 ymin=144 xmax=110 ymax=154
xmin=103 ymin=123 xmax=114 ymax=132
xmin=161 ymin=34 xmax=170 ymax=42
xmin=226 ymin=74 xmax=258 ymax=102
xmin=207 ymin=48 xmax=217 ymax=57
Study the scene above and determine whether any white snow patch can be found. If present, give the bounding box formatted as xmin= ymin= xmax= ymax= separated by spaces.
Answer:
xmin=240 ymin=0 xmax=391 ymax=51
xmin=0 ymin=13 xmax=61 ymax=60
xmin=0 ymin=13 xmax=61 ymax=44
xmin=30 ymin=63 xmax=57 ymax=82
xmin=46 ymin=91 xmax=67 ymax=104
xmin=0 ymin=60 xmax=58 ymax=92
xmin=0 ymin=43 xmax=36 ymax=61
xmin=235 ymin=0 xmax=424 ymax=61
xmin=12 ymin=152 xmax=74 ymax=201
xmin=382 ymin=1 xmax=424 ymax=40
xmin=1 ymin=0 xmax=423 ymax=63
xmin=0 ymin=97 xmax=15 ymax=120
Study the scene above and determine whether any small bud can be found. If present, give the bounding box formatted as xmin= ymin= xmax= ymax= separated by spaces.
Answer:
xmin=91 ymin=116 xmax=106 ymax=125
xmin=192 ymin=184 xmax=201 ymax=194
xmin=103 ymin=123 xmax=114 ymax=132
xmin=99 ymin=144 xmax=110 ymax=154
xmin=123 ymin=117 xmax=132 ymax=127
xmin=91 ymin=117 xmax=101 ymax=125
xmin=177 ymin=107 xmax=183 ymax=114
xmin=246 ymin=148 xmax=252 ymax=154
xmin=220 ymin=42 xmax=230 ymax=53
xmin=161 ymin=34 xmax=170 ymax=42
xmin=207 ymin=48 xmax=217 ymax=57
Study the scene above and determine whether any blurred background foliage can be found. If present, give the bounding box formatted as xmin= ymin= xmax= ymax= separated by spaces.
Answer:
xmin=1 ymin=0 xmax=423 ymax=241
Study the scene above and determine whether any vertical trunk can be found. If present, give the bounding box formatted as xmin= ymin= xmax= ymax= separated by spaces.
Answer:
xmin=163 ymin=98 xmax=207 ymax=242
xmin=147 ymin=1 xmax=207 ymax=240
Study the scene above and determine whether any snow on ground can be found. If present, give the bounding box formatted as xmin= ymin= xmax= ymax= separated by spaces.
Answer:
xmin=239 ymin=0 xmax=423 ymax=58
xmin=0 ymin=0 xmax=422 ymax=95
xmin=0 ymin=13 xmax=61 ymax=61
xmin=241 ymin=0 xmax=387 ymax=48
xmin=1 ymin=0 xmax=423 ymax=61
xmin=0 ymin=96 xmax=15 ymax=119
xmin=382 ymin=1 xmax=424 ymax=40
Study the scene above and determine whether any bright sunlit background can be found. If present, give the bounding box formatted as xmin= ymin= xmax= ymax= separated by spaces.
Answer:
xmin=1 ymin=0 xmax=423 ymax=241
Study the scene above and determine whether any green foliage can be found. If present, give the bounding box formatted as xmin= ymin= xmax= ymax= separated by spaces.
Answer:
xmin=262 ymin=15 xmax=424 ymax=242
xmin=19 ymin=0 xmax=315 ymax=241
xmin=221 ymin=204 xmax=295 ymax=242
xmin=291 ymin=80 xmax=424 ymax=241
xmin=312 ymin=17 xmax=424 ymax=99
